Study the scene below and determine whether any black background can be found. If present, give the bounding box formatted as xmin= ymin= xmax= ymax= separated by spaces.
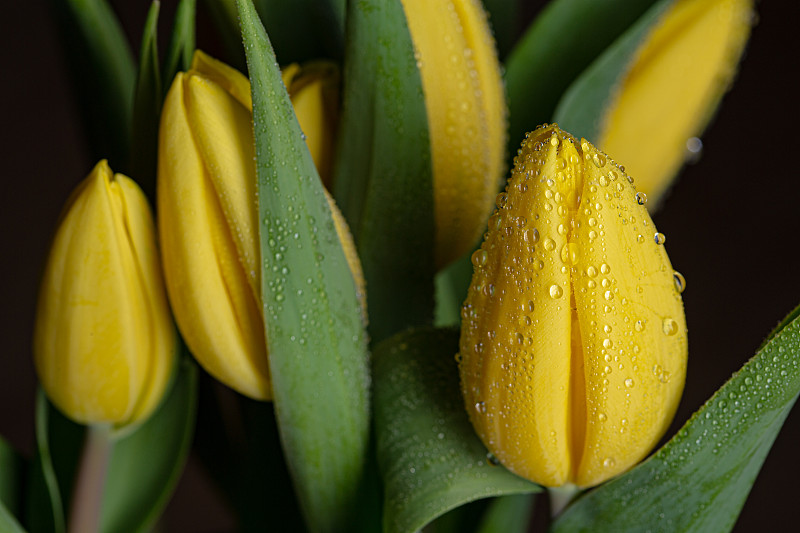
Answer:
xmin=2 ymin=1 xmax=798 ymax=531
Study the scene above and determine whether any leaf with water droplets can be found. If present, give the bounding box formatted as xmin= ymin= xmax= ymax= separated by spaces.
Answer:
xmin=374 ymin=328 xmax=540 ymax=533
xmin=552 ymin=304 xmax=800 ymax=532
xmin=332 ymin=0 xmax=435 ymax=343
xmin=237 ymin=1 xmax=371 ymax=531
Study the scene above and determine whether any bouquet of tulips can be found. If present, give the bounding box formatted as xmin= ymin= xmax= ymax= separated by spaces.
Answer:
xmin=3 ymin=0 xmax=797 ymax=532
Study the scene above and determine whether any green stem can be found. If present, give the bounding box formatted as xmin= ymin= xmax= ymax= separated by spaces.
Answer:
xmin=549 ymin=484 xmax=579 ymax=518
xmin=68 ymin=425 xmax=112 ymax=533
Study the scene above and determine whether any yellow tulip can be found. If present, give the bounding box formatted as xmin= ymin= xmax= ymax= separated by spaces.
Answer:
xmin=33 ymin=160 xmax=176 ymax=426
xmin=158 ymin=51 xmax=364 ymax=401
xmin=400 ymin=0 xmax=507 ymax=268
xmin=597 ymin=0 xmax=753 ymax=206
xmin=459 ymin=125 xmax=687 ymax=488
xmin=281 ymin=62 xmax=339 ymax=189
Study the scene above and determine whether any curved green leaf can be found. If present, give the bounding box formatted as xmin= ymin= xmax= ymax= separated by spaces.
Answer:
xmin=552 ymin=0 xmax=672 ymax=142
xmin=552 ymin=305 xmax=800 ymax=532
xmin=130 ymin=0 xmax=162 ymax=200
xmin=505 ymin=0 xmax=657 ymax=148
xmin=99 ymin=358 xmax=197 ymax=533
xmin=373 ymin=328 xmax=541 ymax=533
xmin=162 ymin=0 xmax=196 ymax=89
xmin=50 ymin=0 xmax=135 ymax=169
xmin=475 ymin=494 xmax=535 ymax=533
xmin=333 ymin=0 xmax=435 ymax=343
xmin=237 ymin=1 xmax=371 ymax=531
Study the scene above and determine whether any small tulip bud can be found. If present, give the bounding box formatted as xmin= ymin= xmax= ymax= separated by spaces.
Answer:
xmin=459 ymin=125 xmax=687 ymax=488
xmin=33 ymin=161 xmax=176 ymax=426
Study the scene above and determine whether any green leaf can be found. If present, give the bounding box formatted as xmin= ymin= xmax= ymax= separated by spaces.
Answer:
xmin=130 ymin=0 xmax=162 ymax=201
xmin=480 ymin=0 xmax=518 ymax=60
xmin=50 ymin=0 xmax=136 ymax=170
xmin=552 ymin=0 xmax=673 ymax=143
xmin=434 ymin=253 xmax=475 ymax=328
xmin=552 ymin=307 xmax=800 ymax=533
xmin=475 ymin=494 xmax=535 ymax=533
xmin=505 ymin=0 xmax=657 ymax=149
xmin=373 ymin=328 xmax=541 ymax=533
xmin=0 ymin=437 xmax=23 ymax=520
xmin=237 ymin=1 xmax=371 ymax=531
xmin=333 ymin=0 xmax=435 ymax=343
xmin=253 ymin=0 xmax=346 ymax=63
xmin=0 ymin=503 xmax=25 ymax=533
xmin=99 ymin=358 xmax=197 ymax=533
xmin=162 ymin=0 xmax=196 ymax=89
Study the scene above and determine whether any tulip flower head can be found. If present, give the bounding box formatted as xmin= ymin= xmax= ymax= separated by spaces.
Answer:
xmin=400 ymin=0 xmax=507 ymax=268
xmin=597 ymin=0 xmax=753 ymax=205
xmin=459 ymin=125 xmax=687 ymax=488
xmin=159 ymin=51 xmax=365 ymax=401
xmin=33 ymin=161 xmax=176 ymax=426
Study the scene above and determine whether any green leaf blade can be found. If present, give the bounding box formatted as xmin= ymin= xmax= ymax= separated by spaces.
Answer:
xmin=374 ymin=328 xmax=541 ymax=533
xmin=237 ymin=1 xmax=371 ymax=530
xmin=553 ymin=308 xmax=800 ymax=532
xmin=333 ymin=0 xmax=435 ymax=343
xmin=162 ymin=0 xmax=196 ymax=90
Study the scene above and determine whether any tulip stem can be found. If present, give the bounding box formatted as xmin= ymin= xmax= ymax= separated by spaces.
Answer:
xmin=549 ymin=484 xmax=579 ymax=518
xmin=68 ymin=424 xmax=113 ymax=533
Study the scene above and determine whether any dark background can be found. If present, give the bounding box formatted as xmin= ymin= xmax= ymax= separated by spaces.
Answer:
xmin=2 ymin=1 xmax=798 ymax=531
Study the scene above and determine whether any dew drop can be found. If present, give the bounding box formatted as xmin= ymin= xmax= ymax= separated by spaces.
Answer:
xmin=603 ymin=338 xmax=613 ymax=349
xmin=662 ymin=318 xmax=678 ymax=336
xmin=635 ymin=192 xmax=647 ymax=205
xmin=475 ymin=401 xmax=487 ymax=414
xmin=603 ymin=457 xmax=616 ymax=468
xmin=549 ymin=284 xmax=564 ymax=299
xmin=592 ymin=153 xmax=607 ymax=168
xmin=471 ymin=249 xmax=488 ymax=267
xmin=604 ymin=290 xmax=614 ymax=301
xmin=625 ymin=378 xmax=634 ymax=388
xmin=524 ymin=228 xmax=540 ymax=243
xmin=600 ymin=263 xmax=611 ymax=275
xmin=587 ymin=266 xmax=598 ymax=277
xmin=598 ymin=413 xmax=608 ymax=422
xmin=673 ymin=271 xmax=686 ymax=293
xmin=543 ymin=238 xmax=556 ymax=251
xmin=654 ymin=232 xmax=666 ymax=245
xmin=634 ymin=319 xmax=645 ymax=332
xmin=495 ymin=192 xmax=508 ymax=209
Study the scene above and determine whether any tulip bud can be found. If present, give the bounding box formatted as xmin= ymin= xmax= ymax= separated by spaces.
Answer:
xmin=400 ymin=0 xmax=507 ymax=268
xmin=281 ymin=62 xmax=339 ymax=189
xmin=597 ymin=0 xmax=753 ymax=205
xmin=459 ymin=125 xmax=687 ymax=488
xmin=33 ymin=161 xmax=176 ymax=426
xmin=158 ymin=51 xmax=365 ymax=400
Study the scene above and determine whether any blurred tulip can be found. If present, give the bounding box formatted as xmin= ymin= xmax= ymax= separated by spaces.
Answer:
xmin=281 ymin=62 xmax=339 ymax=188
xmin=33 ymin=160 xmax=176 ymax=426
xmin=597 ymin=0 xmax=753 ymax=206
xmin=400 ymin=0 xmax=507 ymax=268
xmin=459 ymin=125 xmax=687 ymax=488
xmin=158 ymin=51 xmax=364 ymax=400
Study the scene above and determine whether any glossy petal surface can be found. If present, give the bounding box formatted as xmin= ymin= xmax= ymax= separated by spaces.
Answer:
xmin=459 ymin=125 xmax=687 ymax=487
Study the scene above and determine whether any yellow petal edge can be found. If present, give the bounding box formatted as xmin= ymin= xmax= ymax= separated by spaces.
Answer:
xmin=599 ymin=0 xmax=754 ymax=205
xmin=401 ymin=0 xmax=507 ymax=268
xmin=459 ymin=125 xmax=687 ymax=488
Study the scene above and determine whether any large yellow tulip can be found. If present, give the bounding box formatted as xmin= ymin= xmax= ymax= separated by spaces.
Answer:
xmin=401 ymin=0 xmax=507 ymax=268
xmin=598 ymin=0 xmax=753 ymax=206
xmin=459 ymin=125 xmax=687 ymax=488
xmin=33 ymin=160 xmax=176 ymax=426
xmin=158 ymin=51 xmax=364 ymax=401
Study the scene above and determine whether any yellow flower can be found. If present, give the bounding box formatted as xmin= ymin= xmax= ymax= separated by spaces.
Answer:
xmin=597 ymin=0 xmax=753 ymax=205
xmin=459 ymin=125 xmax=687 ymax=488
xmin=281 ymin=62 xmax=339 ymax=189
xmin=400 ymin=0 xmax=507 ymax=268
xmin=158 ymin=51 xmax=364 ymax=401
xmin=33 ymin=161 xmax=176 ymax=426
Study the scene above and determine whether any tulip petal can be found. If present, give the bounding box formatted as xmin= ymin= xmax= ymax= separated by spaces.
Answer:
xmin=158 ymin=76 xmax=271 ymax=400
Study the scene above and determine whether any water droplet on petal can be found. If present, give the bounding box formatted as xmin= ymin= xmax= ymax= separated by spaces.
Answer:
xmin=662 ymin=318 xmax=678 ymax=336
xmin=549 ymin=284 xmax=564 ymax=299
xmin=654 ymin=232 xmax=666 ymax=245
xmin=635 ymin=192 xmax=647 ymax=205
xmin=673 ymin=271 xmax=686 ymax=293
